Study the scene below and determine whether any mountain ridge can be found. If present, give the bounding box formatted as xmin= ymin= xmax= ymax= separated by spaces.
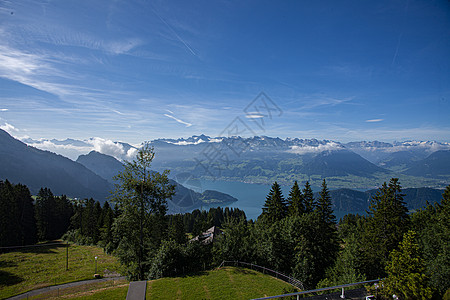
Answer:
xmin=0 ymin=129 xmax=112 ymax=201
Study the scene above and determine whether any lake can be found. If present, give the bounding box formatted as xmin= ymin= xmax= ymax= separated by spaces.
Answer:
xmin=181 ymin=179 xmax=363 ymax=221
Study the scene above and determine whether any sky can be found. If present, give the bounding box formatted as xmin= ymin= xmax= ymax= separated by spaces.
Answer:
xmin=0 ymin=0 xmax=449 ymax=145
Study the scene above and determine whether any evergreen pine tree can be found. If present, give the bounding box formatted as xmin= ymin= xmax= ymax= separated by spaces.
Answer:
xmin=303 ymin=181 xmax=315 ymax=213
xmin=361 ymin=178 xmax=410 ymax=278
xmin=383 ymin=230 xmax=433 ymax=299
xmin=315 ymin=179 xmax=339 ymax=281
xmin=316 ymin=179 xmax=336 ymax=225
xmin=262 ymin=181 xmax=287 ymax=222
xmin=168 ymin=215 xmax=187 ymax=244
xmin=0 ymin=180 xmax=21 ymax=246
xmin=288 ymin=181 xmax=305 ymax=216
xmin=14 ymin=183 xmax=37 ymax=245
xmin=35 ymin=187 xmax=55 ymax=241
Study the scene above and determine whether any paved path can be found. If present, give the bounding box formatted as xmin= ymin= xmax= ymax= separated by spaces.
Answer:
xmin=7 ymin=276 xmax=126 ymax=300
xmin=126 ymin=281 xmax=147 ymax=300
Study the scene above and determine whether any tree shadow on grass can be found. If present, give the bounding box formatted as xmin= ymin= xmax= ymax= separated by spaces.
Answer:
xmin=230 ymin=267 xmax=258 ymax=276
xmin=0 ymin=270 xmax=24 ymax=286
xmin=0 ymin=260 xmax=18 ymax=268
xmin=178 ymin=270 xmax=208 ymax=278
xmin=6 ymin=241 xmax=67 ymax=254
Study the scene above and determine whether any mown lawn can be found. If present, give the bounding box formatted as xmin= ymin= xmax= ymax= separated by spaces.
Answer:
xmin=146 ymin=266 xmax=299 ymax=299
xmin=0 ymin=241 xmax=122 ymax=299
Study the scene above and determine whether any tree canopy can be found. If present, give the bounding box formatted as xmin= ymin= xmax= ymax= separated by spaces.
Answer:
xmin=111 ymin=142 xmax=175 ymax=280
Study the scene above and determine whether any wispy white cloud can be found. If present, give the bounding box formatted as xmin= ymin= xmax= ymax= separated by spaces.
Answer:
xmin=112 ymin=109 xmax=124 ymax=115
xmin=0 ymin=122 xmax=19 ymax=132
xmin=287 ymin=142 xmax=344 ymax=154
xmin=0 ymin=108 xmax=8 ymax=111
xmin=245 ymin=113 xmax=265 ymax=119
xmin=366 ymin=119 xmax=384 ymax=123
xmin=296 ymin=95 xmax=356 ymax=111
xmin=24 ymin=136 xmax=139 ymax=161
xmin=151 ymin=5 xmax=198 ymax=58
xmin=164 ymin=113 xmax=192 ymax=127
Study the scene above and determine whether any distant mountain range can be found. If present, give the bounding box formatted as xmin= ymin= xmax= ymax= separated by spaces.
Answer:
xmin=0 ymin=130 xmax=112 ymax=201
xmin=2 ymin=129 xmax=446 ymax=215
xmin=0 ymin=130 xmax=237 ymax=213
xmin=76 ymin=150 xmax=237 ymax=212
xmin=16 ymin=133 xmax=450 ymax=189
xmin=328 ymin=187 xmax=444 ymax=212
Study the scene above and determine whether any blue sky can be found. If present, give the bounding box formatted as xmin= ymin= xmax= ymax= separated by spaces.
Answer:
xmin=0 ymin=0 xmax=449 ymax=144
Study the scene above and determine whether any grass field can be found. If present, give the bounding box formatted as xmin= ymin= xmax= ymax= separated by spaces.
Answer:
xmin=58 ymin=266 xmax=298 ymax=299
xmin=0 ymin=241 xmax=122 ymax=299
xmin=1 ymin=242 xmax=298 ymax=300
xmin=146 ymin=266 xmax=299 ymax=300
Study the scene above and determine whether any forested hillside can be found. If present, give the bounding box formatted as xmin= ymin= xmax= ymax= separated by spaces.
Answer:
xmin=0 ymin=130 xmax=112 ymax=201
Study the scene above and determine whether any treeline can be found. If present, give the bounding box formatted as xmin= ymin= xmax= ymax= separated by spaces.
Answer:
xmin=209 ymin=178 xmax=450 ymax=299
xmin=0 ymin=181 xmax=72 ymax=247
xmin=168 ymin=206 xmax=246 ymax=236
xmin=2 ymin=173 xmax=449 ymax=298
xmin=143 ymin=178 xmax=450 ymax=299
xmin=63 ymin=199 xmax=117 ymax=252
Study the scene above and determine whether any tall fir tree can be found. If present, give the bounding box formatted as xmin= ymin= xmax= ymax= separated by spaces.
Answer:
xmin=303 ymin=181 xmax=315 ymax=213
xmin=35 ymin=187 xmax=55 ymax=241
xmin=316 ymin=179 xmax=336 ymax=225
xmin=0 ymin=180 xmax=20 ymax=246
xmin=361 ymin=178 xmax=410 ymax=279
xmin=315 ymin=179 xmax=339 ymax=282
xmin=262 ymin=181 xmax=287 ymax=223
xmin=412 ymin=185 xmax=450 ymax=297
xmin=14 ymin=183 xmax=38 ymax=245
xmin=288 ymin=181 xmax=305 ymax=217
xmin=383 ymin=230 xmax=433 ymax=299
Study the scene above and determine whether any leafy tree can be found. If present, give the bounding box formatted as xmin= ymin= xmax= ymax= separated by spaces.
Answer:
xmin=214 ymin=219 xmax=254 ymax=263
xmin=148 ymin=239 xmax=185 ymax=278
xmin=318 ymin=232 xmax=365 ymax=289
xmin=303 ymin=181 xmax=315 ymax=213
xmin=383 ymin=230 xmax=433 ymax=299
xmin=287 ymin=181 xmax=305 ymax=216
xmin=148 ymin=239 xmax=211 ymax=279
xmin=361 ymin=178 xmax=410 ymax=279
xmin=112 ymin=142 xmax=175 ymax=280
xmin=261 ymin=181 xmax=287 ymax=223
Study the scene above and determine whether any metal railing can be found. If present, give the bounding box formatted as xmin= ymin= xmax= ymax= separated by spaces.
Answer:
xmin=251 ymin=278 xmax=381 ymax=299
xmin=218 ymin=261 xmax=305 ymax=290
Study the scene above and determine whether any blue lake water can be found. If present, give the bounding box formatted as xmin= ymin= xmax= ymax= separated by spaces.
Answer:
xmin=181 ymin=179 xmax=275 ymax=220
xmin=181 ymin=179 xmax=363 ymax=221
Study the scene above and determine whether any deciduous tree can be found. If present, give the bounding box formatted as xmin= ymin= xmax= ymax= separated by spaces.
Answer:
xmin=112 ymin=142 xmax=175 ymax=280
